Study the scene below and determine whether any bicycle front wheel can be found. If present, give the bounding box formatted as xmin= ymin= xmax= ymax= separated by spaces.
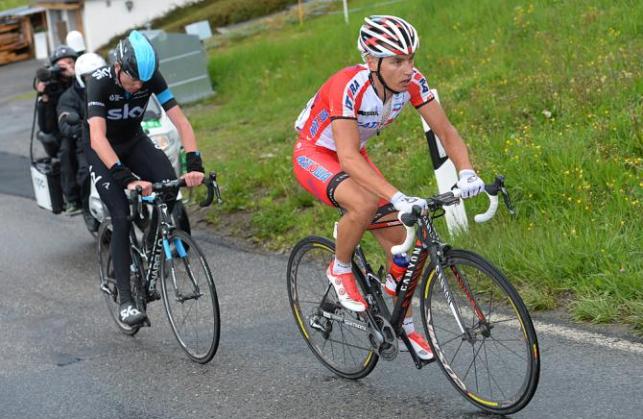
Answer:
xmin=287 ymin=236 xmax=378 ymax=380
xmin=160 ymin=229 xmax=220 ymax=364
xmin=420 ymin=249 xmax=540 ymax=415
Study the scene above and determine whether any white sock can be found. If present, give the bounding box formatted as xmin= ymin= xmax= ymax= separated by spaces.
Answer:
xmin=332 ymin=258 xmax=352 ymax=275
xmin=402 ymin=317 xmax=415 ymax=335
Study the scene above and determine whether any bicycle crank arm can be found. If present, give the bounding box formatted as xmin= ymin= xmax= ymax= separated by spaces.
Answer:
xmin=319 ymin=310 xmax=370 ymax=332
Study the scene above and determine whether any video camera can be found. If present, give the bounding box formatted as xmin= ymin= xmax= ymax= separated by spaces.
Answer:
xmin=36 ymin=64 xmax=63 ymax=83
xmin=35 ymin=64 xmax=67 ymax=96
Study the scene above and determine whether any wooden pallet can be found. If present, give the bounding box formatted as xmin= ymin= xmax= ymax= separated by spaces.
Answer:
xmin=0 ymin=17 xmax=32 ymax=65
xmin=0 ymin=51 xmax=30 ymax=65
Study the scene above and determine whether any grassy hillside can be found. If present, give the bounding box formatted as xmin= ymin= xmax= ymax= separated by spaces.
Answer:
xmin=184 ymin=0 xmax=642 ymax=331
xmin=0 ymin=0 xmax=28 ymax=12
xmin=151 ymin=0 xmax=297 ymax=33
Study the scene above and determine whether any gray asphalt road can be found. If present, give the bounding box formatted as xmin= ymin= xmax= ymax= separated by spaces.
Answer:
xmin=1 ymin=60 xmax=641 ymax=418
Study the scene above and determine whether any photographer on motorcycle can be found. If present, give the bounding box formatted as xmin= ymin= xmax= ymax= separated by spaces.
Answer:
xmin=34 ymin=45 xmax=80 ymax=213
xmin=57 ymin=53 xmax=107 ymax=229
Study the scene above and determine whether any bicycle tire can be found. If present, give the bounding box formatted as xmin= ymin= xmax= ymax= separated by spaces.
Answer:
xmin=160 ymin=229 xmax=220 ymax=364
xmin=97 ymin=221 xmax=142 ymax=336
xmin=420 ymin=249 xmax=540 ymax=415
xmin=287 ymin=236 xmax=378 ymax=379
xmin=172 ymin=201 xmax=191 ymax=236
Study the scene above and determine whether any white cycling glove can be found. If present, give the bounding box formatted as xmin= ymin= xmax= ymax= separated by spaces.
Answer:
xmin=391 ymin=192 xmax=428 ymax=216
xmin=456 ymin=169 xmax=485 ymax=198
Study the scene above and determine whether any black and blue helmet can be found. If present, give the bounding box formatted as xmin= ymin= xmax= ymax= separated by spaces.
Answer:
xmin=115 ymin=30 xmax=158 ymax=82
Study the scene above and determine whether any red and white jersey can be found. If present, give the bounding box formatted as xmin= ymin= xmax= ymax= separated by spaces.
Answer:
xmin=295 ymin=64 xmax=434 ymax=151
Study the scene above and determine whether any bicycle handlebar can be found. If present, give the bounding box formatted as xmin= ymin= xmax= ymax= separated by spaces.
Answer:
xmin=391 ymin=175 xmax=514 ymax=255
xmin=128 ymin=171 xmax=223 ymax=221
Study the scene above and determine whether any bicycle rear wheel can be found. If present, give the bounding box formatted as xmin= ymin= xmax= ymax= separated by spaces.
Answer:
xmin=97 ymin=221 xmax=143 ymax=336
xmin=160 ymin=229 xmax=220 ymax=364
xmin=287 ymin=236 xmax=378 ymax=379
xmin=420 ymin=249 xmax=540 ymax=415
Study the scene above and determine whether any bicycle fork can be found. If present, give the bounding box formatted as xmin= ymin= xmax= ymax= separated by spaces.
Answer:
xmin=162 ymin=233 xmax=203 ymax=303
xmin=432 ymin=248 xmax=486 ymax=343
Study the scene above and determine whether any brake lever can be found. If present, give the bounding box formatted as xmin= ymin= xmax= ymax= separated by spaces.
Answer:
xmin=199 ymin=172 xmax=223 ymax=207
xmin=500 ymin=185 xmax=516 ymax=216
xmin=491 ymin=175 xmax=516 ymax=217
xmin=127 ymin=186 xmax=143 ymax=221
xmin=136 ymin=186 xmax=143 ymax=219
xmin=211 ymin=171 xmax=223 ymax=204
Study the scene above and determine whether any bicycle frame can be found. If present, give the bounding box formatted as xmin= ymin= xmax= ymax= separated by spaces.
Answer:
xmin=133 ymin=196 xmax=203 ymax=303
xmin=347 ymin=204 xmax=490 ymax=368
xmin=129 ymin=196 xmax=173 ymax=296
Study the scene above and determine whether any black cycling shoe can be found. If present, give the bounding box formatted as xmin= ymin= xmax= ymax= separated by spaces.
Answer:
xmin=119 ymin=302 xmax=147 ymax=326
xmin=147 ymin=287 xmax=161 ymax=302
xmin=65 ymin=202 xmax=82 ymax=216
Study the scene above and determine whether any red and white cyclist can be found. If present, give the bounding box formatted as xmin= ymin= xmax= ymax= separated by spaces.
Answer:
xmin=292 ymin=15 xmax=484 ymax=361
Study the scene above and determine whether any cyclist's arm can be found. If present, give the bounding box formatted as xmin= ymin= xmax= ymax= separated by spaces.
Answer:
xmin=166 ymin=105 xmax=197 ymax=153
xmin=333 ymin=118 xmax=398 ymax=201
xmin=417 ymin=100 xmax=473 ymax=171
xmin=149 ymin=72 xmax=198 ymax=153
xmin=88 ymin=116 xmax=119 ymax=168
xmin=88 ymin=116 xmax=151 ymax=193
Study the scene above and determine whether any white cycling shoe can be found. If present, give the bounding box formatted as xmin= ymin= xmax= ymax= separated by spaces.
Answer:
xmin=326 ymin=262 xmax=368 ymax=312
xmin=401 ymin=331 xmax=434 ymax=361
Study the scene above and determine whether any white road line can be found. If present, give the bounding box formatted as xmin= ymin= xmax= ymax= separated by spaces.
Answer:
xmin=532 ymin=320 xmax=643 ymax=355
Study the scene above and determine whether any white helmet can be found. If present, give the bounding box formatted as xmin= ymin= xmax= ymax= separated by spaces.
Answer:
xmin=66 ymin=30 xmax=86 ymax=54
xmin=75 ymin=53 xmax=106 ymax=87
xmin=357 ymin=15 xmax=419 ymax=58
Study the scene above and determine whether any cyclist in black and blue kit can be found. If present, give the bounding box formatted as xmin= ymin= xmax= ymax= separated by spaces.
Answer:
xmin=85 ymin=30 xmax=206 ymax=326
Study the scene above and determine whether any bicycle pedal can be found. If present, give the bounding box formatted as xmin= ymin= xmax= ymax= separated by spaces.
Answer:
xmin=99 ymin=283 xmax=112 ymax=296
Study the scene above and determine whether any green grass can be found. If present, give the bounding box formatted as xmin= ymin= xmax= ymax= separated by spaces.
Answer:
xmin=151 ymin=0 xmax=297 ymax=33
xmin=0 ymin=0 xmax=28 ymax=11
xmin=183 ymin=0 xmax=642 ymax=332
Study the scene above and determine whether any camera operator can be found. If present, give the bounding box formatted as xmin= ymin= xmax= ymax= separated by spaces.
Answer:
xmin=57 ymin=53 xmax=107 ymax=225
xmin=34 ymin=45 xmax=79 ymax=213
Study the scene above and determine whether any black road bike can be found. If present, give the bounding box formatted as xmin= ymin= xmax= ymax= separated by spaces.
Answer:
xmin=287 ymin=177 xmax=540 ymax=415
xmin=97 ymin=173 xmax=223 ymax=364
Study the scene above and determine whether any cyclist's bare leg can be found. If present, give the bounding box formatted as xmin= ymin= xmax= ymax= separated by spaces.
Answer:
xmin=370 ymin=213 xmax=405 ymax=262
xmin=333 ymin=178 xmax=379 ymax=264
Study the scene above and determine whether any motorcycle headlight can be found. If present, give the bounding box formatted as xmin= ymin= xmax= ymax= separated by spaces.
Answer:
xmin=150 ymin=134 xmax=170 ymax=151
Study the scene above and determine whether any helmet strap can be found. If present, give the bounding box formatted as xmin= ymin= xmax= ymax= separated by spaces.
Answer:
xmin=115 ymin=65 xmax=123 ymax=87
xmin=372 ymin=57 xmax=400 ymax=104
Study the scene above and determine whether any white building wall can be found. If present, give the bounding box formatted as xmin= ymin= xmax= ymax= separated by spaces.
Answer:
xmin=82 ymin=0 xmax=195 ymax=51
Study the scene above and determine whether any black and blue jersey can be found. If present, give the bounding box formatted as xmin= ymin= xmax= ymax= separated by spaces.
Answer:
xmin=85 ymin=65 xmax=177 ymax=144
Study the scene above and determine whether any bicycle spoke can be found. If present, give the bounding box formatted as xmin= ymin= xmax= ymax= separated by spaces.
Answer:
xmin=483 ymin=341 xmax=493 ymax=399
xmin=439 ymin=332 xmax=466 ymax=347
xmin=462 ymin=340 xmax=485 ymax=382
xmin=488 ymin=336 xmax=526 ymax=362
xmin=486 ymin=338 xmax=524 ymax=376
xmin=488 ymin=317 xmax=521 ymax=326
xmin=473 ymin=342 xmax=480 ymax=393
xmin=338 ymin=323 xmax=358 ymax=367
xmin=323 ymin=337 xmax=372 ymax=352
xmin=481 ymin=340 xmax=509 ymax=400
xmin=177 ymin=298 xmax=196 ymax=329
xmin=450 ymin=338 xmax=465 ymax=365
xmin=432 ymin=322 xmax=464 ymax=339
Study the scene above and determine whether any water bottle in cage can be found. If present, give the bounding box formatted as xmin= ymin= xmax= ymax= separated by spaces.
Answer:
xmin=385 ymin=253 xmax=409 ymax=297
